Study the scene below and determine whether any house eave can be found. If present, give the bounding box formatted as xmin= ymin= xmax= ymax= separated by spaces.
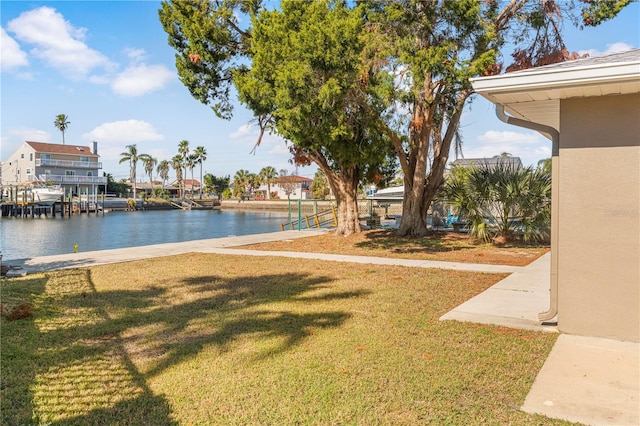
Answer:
xmin=471 ymin=56 xmax=640 ymax=132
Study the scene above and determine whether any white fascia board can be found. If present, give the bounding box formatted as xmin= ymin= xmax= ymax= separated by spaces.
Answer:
xmin=471 ymin=61 xmax=640 ymax=98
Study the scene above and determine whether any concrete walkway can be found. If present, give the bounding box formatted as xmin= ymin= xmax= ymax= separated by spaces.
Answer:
xmin=439 ymin=252 xmax=639 ymax=425
xmin=3 ymin=230 xmax=638 ymax=425
xmin=440 ymin=252 xmax=557 ymax=332
xmin=4 ymin=229 xmax=523 ymax=276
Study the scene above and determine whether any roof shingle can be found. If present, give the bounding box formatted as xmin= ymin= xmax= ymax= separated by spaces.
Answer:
xmin=26 ymin=141 xmax=98 ymax=157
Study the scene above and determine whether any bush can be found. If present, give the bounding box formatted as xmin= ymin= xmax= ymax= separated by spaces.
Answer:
xmin=440 ymin=162 xmax=551 ymax=244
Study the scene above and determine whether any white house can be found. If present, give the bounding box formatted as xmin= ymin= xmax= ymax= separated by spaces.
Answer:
xmin=1 ymin=141 xmax=106 ymax=195
xmin=255 ymin=175 xmax=313 ymax=200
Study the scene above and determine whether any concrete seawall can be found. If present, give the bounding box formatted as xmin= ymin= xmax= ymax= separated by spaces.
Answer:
xmin=220 ymin=200 xmax=334 ymax=213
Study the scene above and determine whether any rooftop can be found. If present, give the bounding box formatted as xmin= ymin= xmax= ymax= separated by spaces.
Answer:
xmin=26 ymin=141 xmax=98 ymax=157
xmin=471 ymin=49 xmax=640 ymax=133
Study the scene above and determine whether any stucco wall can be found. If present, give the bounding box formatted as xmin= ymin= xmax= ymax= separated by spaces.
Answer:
xmin=558 ymin=93 xmax=640 ymax=342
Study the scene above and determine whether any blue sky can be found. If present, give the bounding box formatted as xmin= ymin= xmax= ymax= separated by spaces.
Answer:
xmin=1 ymin=1 xmax=638 ymax=183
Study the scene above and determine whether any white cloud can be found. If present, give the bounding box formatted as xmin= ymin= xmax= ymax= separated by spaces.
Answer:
xmin=111 ymin=64 xmax=174 ymax=97
xmin=229 ymin=124 xmax=254 ymax=140
xmin=463 ymin=130 xmax=551 ymax=166
xmin=0 ymin=28 xmax=29 ymax=72
xmin=82 ymin=120 xmax=165 ymax=165
xmin=6 ymin=6 xmax=111 ymax=78
xmin=83 ymin=120 xmax=164 ymax=144
xmin=124 ymin=47 xmax=147 ymax=63
xmin=1 ymin=127 xmax=53 ymax=160
xmin=477 ymin=130 xmax=541 ymax=145
xmin=11 ymin=126 xmax=52 ymax=143
xmin=579 ymin=42 xmax=634 ymax=57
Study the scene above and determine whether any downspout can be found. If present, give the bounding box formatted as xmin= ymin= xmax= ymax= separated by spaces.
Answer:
xmin=495 ymin=105 xmax=559 ymax=322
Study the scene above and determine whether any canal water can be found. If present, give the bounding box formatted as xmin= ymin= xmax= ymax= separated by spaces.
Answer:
xmin=0 ymin=209 xmax=291 ymax=261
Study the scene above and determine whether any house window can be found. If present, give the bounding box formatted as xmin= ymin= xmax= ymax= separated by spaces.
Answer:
xmin=87 ymin=171 xmax=93 ymax=177
xmin=80 ymin=156 xmax=89 ymax=162
xmin=30 ymin=153 xmax=33 ymax=161
xmin=41 ymin=154 xmax=51 ymax=160
xmin=26 ymin=169 xmax=31 ymax=175
xmin=44 ymin=170 xmax=52 ymax=177
xmin=21 ymin=153 xmax=24 ymax=159
xmin=65 ymin=170 xmax=75 ymax=176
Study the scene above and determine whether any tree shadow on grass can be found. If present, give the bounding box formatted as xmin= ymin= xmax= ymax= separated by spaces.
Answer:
xmin=1 ymin=270 xmax=179 ymax=425
xmin=1 ymin=275 xmax=48 ymax=425
xmin=4 ymin=266 xmax=368 ymax=424
xmin=89 ymin=271 xmax=367 ymax=377
xmin=356 ymin=229 xmax=484 ymax=254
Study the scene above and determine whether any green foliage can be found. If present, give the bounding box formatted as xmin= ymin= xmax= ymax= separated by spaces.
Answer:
xmin=53 ymin=114 xmax=70 ymax=144
xmin=441 ymin=162 xmax=551 ymax=244
xmin=311 ymin=169 xmax=330 ymax=200
xmin=158 ymin=1 xmax=254 ymax=119
xmin=160 ymin=0 xmax=397 ymax=234
xmin=233 ymin=169 xmax=251 ymax=198
xmin=104 ymin=173 xmax=129 ymax=196
xmin=581 ymin=0 xmax=632 ymax=26
xmin=236 ymin=0 xmax=395 ymax=172
xmin=159 ymin=0 xmax=630 ymax=236
xmin=537 ymin=158 xmax=552 ymax=175
xmin=204 ymin=173 xmax=230 ymax=196
xmin=156 ymin=160 xmax=170 ymax=190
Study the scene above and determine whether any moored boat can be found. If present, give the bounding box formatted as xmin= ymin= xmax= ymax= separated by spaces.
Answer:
xmin=30 ymin=187 xmax=64 ymax=206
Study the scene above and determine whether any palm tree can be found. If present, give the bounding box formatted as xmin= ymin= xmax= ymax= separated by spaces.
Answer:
xmin=170 ymin=155 xmax=184 ymax=199
xmin=157 ymin=160 xmax=170 ymax=196
xmin=247 ymin=173 xmax=259 ymax=198
xmin=178 ymin=140 xmax=190 ymax=158
xmin=119 ymin=144 xmax=149 ymax=199
xmin=441 ymin=162 xmax=551 ymax=244
xmin=259 ymin=166 xmax=278 ymax=199
xmin=178 ymin=140 xmax=190 ymax=197
xmin=142 ymin=155 xmax=158 ymax=197
xmin=186 ymin=154 xmax=198 ymax=198
xmin=194 ymin=146 xmax=207 ymax=199
xmin=233 ymin=169 xmax=250 ymax=200
xmin=54 ymin=114 xmax=70 ymax=145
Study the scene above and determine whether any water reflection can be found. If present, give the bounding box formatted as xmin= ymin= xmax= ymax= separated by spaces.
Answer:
xmin=0 ymin=209 xmax=289 ymax=260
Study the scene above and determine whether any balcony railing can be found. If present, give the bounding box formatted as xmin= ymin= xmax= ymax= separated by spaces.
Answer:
xmin=29 ymin=174 xmax=107 ymax=184
xmin=36 ymin=158 xmax=102 ymax=169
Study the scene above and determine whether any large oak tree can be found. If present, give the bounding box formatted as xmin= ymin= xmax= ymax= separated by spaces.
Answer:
xmin=366 ymin=0 xmax=630 ymax=236
xmin=160 ymin=0 xmax=629 ymax=236
xmin=159 ymin=0 xmax=395 ymax=235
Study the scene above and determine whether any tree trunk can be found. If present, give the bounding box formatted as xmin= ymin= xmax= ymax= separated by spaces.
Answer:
xmin=132 ymin=166 xmax=137 ymax=200
xmin=397 ymin=101 xmax=432 ymax=236
xmin=310 ymin=153 xmax=361 ymax=236
xmin=396 ymin=90 xmax=470 ymax=237
xmin=333 ymin=176 xmax=361 ymax=236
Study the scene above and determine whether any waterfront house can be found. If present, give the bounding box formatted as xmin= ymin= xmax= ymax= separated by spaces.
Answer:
xmin=169 ymin=179 xmax=201 ymax=198
xmin=255 ymin=175 xmax=313 ymax=200
xmin=471 ymin=48 xmax=639 ymax=342
xmin=1 ymin=141 xmax=106 ymax=196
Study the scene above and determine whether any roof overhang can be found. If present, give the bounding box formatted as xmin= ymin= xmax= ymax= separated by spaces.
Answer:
xmin=471 ymin=54 xmax=640 ymax=135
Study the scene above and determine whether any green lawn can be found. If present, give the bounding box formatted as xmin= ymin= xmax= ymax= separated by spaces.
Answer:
xmin=1 ymin=253 xmax=571 ymax=425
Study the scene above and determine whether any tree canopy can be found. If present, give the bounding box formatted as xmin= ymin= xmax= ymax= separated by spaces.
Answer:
xmin=160 ymin=0 xmax=629 ymax=236
xmin=160 ymin=0 xmax=396 ymax=235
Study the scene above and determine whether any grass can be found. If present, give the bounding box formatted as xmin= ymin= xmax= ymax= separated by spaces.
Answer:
xmin=1 ymin=252 xmax=571 ymax=425
xmin=242 ymin=229 xmax=549 ymax=266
